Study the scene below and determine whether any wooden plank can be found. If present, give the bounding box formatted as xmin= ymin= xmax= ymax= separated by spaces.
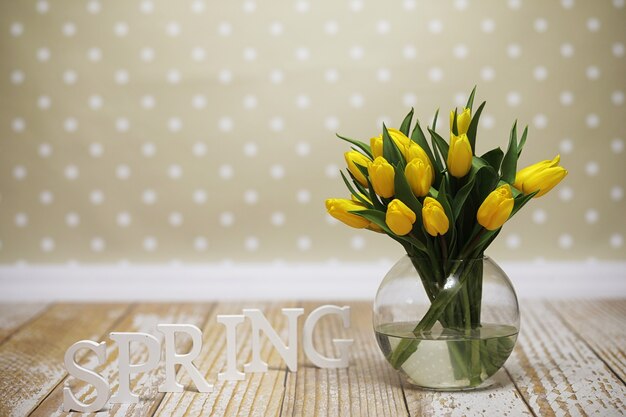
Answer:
xmin=549 ymin=299 xmax=626 ymax=383
xmin=506 ymin=300 xmax=626 ymax=416
xmin=281 ymin=301 xmax=408 ymax=417
xmin=29 ymin=302 xmax=213 ymax=417
xmin=153 ymin=302 xmax=295 ymax=417
xmin=0 ymin=303 xmax=49 ymax=344
xmin=0 ymin=303 xmax=129 ymax=417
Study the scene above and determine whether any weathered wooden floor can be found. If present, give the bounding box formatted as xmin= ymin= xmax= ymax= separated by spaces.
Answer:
xmin=0 ymin=300 xmax=624 ymax=416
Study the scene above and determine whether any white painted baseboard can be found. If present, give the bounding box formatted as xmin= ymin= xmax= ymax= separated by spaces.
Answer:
xmin=0 ymin=261 xmax=625 ymax=301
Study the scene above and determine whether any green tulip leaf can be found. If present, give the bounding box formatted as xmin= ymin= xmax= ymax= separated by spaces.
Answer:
xmin=452 ymin=108 xmax=459 ymax=136
xmin=352 ymin=209 xmax=427 ymax=252
xmin=336 ymin=133 xmax=373 ymax=158
xmin=340 ymin=170 xmax=372 ymax=207
xmin=393 ymin=164 xmax=424 ymax=229
xmin=410 ymin=118 xmax=442 ymax=184
xmin=382 ymin=123 xmax=405 ymax=167
xmin=481 ymin=147 xmax=504 ymax=173
xmin=466 ymin=86 xmax=477 ymax=112
xmin=501 ymin=121 xmax=519 ymax=184
xmin=428 ymin=127 xmax=449 ymax=161
xmin=399 ymin=108 xmax=414 ymax=136
xmin=517 ymin=125 xmax=528 ymax=159
xmin=466 ymin=101 xmax=486 ymax=154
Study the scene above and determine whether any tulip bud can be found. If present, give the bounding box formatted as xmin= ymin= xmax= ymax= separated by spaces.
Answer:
xmin=422 ymin=197 xmax=450 ymax=236
xmin=477 ymin=184 xmax=514 ymax=231
xmin=514 ymin=155 xmax=568 ymax=198
xmin=450 ymin=108 xmax=471 ymax=135
xmin=344 ymin=150 xmax=371 ymax=187
xmin=447 ymin=133 xmax=473 ymax=178
xmin=370 ymin=128 xmax=411 ymax=159
xmin=405 ymin=157 xmax=433 ymax=197
xmin=370 ymin=136 xmax=383 ymax=159
xmin=368 ymin=157 xmax=395 ymax=198
xmin=386 ymin=199 xmax=416 ymax=236
xmin=325 ymin=198 xmax=370 ymax=229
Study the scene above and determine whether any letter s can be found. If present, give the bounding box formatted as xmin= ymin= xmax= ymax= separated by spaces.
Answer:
xmin=63 ymin=340 xmax=110 ymax=412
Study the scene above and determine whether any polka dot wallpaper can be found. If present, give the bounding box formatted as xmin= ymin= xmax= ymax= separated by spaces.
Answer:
xmin=0 ymin=0 xmax=625 ymax=264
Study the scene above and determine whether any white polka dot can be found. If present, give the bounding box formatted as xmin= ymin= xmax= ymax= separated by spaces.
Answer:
xmin=558 ymin=186 xmax=573 ymax=201
xmin=586 ymin=114 xmax=600 ymax=128
xmin=66 ymin=212 xmax=80 ymax=227
xmin=349 ymin=0 xmax=363 ymax=12
xmin=142 ymin=189 xmax=157 ymax=205
xmin=115 ymin=118 xmax=130 ymax=132
xmin=376 ymin=116 xmax=391 ymax=129
xmin=270 ymin=164 xmax=285 ymax=179
xmin=62 ymin=22 xmax=76 ymax=37
xmin=296 ymin=94 xmax=311 ymax=109
xmin=15 ymin=213 xmax=28 ymax=227
xmin=560 ymin=91 xmax=574 ymax=106
xmin=243 ymin=94 xmax=258 ymax=109
xmin=219 ymin=117 xmax=234 ymax=132
xmin=324 ymin=116 xmax=339 ymax=131
xmin=89 ymin=95 xmax=103 ymax=110
xmin=377 ymin=68 xmax=391 ymax=82
xmin=611 ymin=91 xmax=624 ymax=106
xmin=168 ymin=165 xmax=182 ymax=179
xmin=116 ymin=164 xmax=131 ymax=180
xmin=585 ymin=161 xmax=599 ymax=176
xmin=243 ymin=47 xmax=257 ymax=61
xmin=480 ymin=66 xmax=495 ymax=81
xmin=349 ymin=45 xmax=364 ymax=60
xmin=244 ymin=189 xmax=258 ymax=204
xmin=63 ymin=70 xmax=77 ymax=85
xmin=295 ymin=0 xmax=309 ymax=12
xmin=297 ymin=236 xmax=312 ymax=251
xmin=533 ymin=66 xmax=548 ymax=81
xmin=506 ymin=91 xmax=521 ymax=107
xmin=481 ymin=19 xmax=495 ymax=33
xmin=86 ymin=0 xmax=101 ymax=14
xmin=11 ymin=117 xmax=26 ymax=133
xmin=297 ymin=189 xmax=311 ymax=204
xmin=325 ymin=68 xmax=339 ymax=83
xmin=219 ymin=164 xmax=234 ymax=179
xmin=325 ymin=164 xmax=339 ymax=179
xmin=561 ymin=0 xmax=574 ymax=8
xmin=41 ymin=237 xmax=55 ymax=252
xmin=244 ymin=236 xmax=259 ymax=251
xmin=482 ymin=114 xmax=495 ymax=129
xmin=428 ymin=19 xmax=443 ymax=34
xmin=506 ymin=234 xmax=521 ymax=249
xmin=166 ymin=69 xmax=181 ymax=84
xmin=36 ymin=0 xmax=49 ymax=13
xmin=87 ymin=47 xmax=102 ymax=62
xmin=36 ymin=47 xmax=50 ymax=62
xmin=376 ymin=20 xmax=390 ymax=34
xmin=117 ymin=212 xmax=131 ymax=227
xmin=269 ymin=69 xmax=284 ymax=84
xmin=64 ymin=165 xmax=79 ymax=180
xmin=560 ymin=43 xmax=574 ymax=57
xmin=296 ymin=142 xmax=310 ymax=156
xmin=167 ymin=117 xmax=182 ymax=132
xmin=193 ymin=189 xmax=207 ymax=204
xmin=217 ymin=69 xmax=232 ymax=84
xmin=90 ymin=142 xmax=104 ymax=157
xmin=194 ymin=237 xmax=208 ymax=251
xmin=585 ymin=209 xmax=599 ymax=224
xmin=243 ymin=0 xmax=256 ymax=12
xmin=10 ymin=70 xmax=25 ymax=85
xmin=506 ymin=43 xmax=522 ymax=59
xmin=403 ymin=0 xmax=416 ymax=9
xmin=614 ymin=0 xmax=625 ymax=8
xmin=13 ymin=165 xmax=27 ymax=180
xmin=453 ymin=92 xmax=466 ymax=107
xmin=350 ymin=94 xmax=364 ymax=108
xmin=64 ymin=118 xmax=78 ymax=132
xmin=350 ymin=235 xmax=366 ymax=250
xmin=114 ymin=69 xmax=129 ymax=85
xmin=91 ymin=237 xmax=105 ymax=252
xmin=271 ymin=212 xmax=285 ymax=226
xmin=243 ymin=142 xmax=258 ymax=157
xmin=533 ymin=114 xmax=548 ymax=129
xmin=220 ymin=211 xmax=235 ymax=227
xmin=114 ymin=21 xmax=128 ymax=37
xmin=403 ymin=44 xmax=417 ymax=59
xmin=325 ymin=20 xmax=339 ymax=35
xmin=403 ymin=93 xmax=417 ymax=107
xmin=612 ymin=42 xmax=624 ymax=57
xmin=37 ymin=96 xmax=51 ymax=110
xmin=558 ymin=234 xmax=573 ymax=249
xmin=38 ymin=143 xmax=52 ymax=157
xmin=10 ymin=22 xmax=24 ymax=37
xmin=269 ymin=21 xmax=283 ymax=36
xmin=169 ymin=212 xmax=183 ymax=227
xmin=191 ymin=0 xmax=206 ymax=13
xmin=610 ymin=234 xmax=624 ymax=248
xmin=611 ymin=186 xmax=623 ymax=201
xmin=533 ymin=209 xmax=548 ymax=224
xmin=165 ymin=21 xmax=180 ymax=37
xmin=140 ymin=0 xmax=154 ymax=13
xmin=611 ymin=138 xmax=623 ymax=153
xmin=90 ymin=190 xmax=104 ymax=205
xmin=428 ymin=67 xmax=443 ymax=82
xmin=560 ymin=138 xmax=573 ymax=154
xmin=587 ymin=17 xmax=600 ymax=32
xmin=534 ymin=18 xmax=548 ymax=33
xmin=191 ymin=94 xmax=207 ymax=109
xmin=191 ymin=46 xmax=206 ymax=62
xmin=586 ymin=66 xmax=600 ymax=80
xmin=140 ymin=47 xmax=155 ymax=62
xmin=295 ymin=47 xmax=310 ymax=61
xmin=143 ymin=236 xmax=157 ymax=252
xmin=269 ymin=117 xmax=284 ymax=132
xmin=40 ymin=190 xmax=53 ymax=205
xmin=190 ymin=142 xmax=206 ymax=157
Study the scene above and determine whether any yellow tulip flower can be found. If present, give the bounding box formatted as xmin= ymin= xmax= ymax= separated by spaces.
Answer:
xmin=344 ymin=150 xmax=371 ymax=187
xmin=514 ymin=155 xmax=568 ymax=198
xmin=325 ymin=198 xmax=370 ymax=229
xmin=405 ymin=157 xmax=433 ymax=197
xmin=368 ymin=156 xmax=395 ymax=198
xmin=370 ymin=128 xmax=411 ymax=159
xmin=447 ymin=133 xmax=473 ymax=178
xmin=422 ymin=197 xmax=450 ymax=236
xmin=386 ymin=199 xmax=416 ymax=236
xmin=450 ymin=108 xmax=471 ymax=135
xmin=477 ymin=184 xmax=514 ymax=230
xmin=370 ymin=135 xmax=383 ymax=159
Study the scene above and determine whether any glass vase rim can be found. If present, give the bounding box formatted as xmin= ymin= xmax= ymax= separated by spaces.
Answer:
xmin=406 ymin=254 xmax=489 ymax=262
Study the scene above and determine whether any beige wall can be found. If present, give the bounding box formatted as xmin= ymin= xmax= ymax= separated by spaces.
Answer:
xmin=0 ymin=0 xmax=625 ymax=264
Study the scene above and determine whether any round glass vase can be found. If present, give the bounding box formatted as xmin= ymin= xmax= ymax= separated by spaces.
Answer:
xmin=373 ymin=255 xmax=519 ymax=391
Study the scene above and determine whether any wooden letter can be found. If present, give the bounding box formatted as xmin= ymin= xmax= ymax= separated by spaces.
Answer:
xmin=63 ymin=340 xmax=110 ymax=412
xmin=303 ymin=305 xmax=353 ymax=368
xmin=217 ymin=315 xmax=246 ymax=381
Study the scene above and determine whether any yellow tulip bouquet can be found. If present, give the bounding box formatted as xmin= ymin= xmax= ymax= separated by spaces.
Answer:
xmin=325 ymin=88 xmax=567 ymax=379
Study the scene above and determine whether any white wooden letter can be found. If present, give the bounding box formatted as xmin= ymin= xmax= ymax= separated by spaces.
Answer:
xmin=157 ymin=324 xmax=212 ymax=393
xmin=217 ymin=315 xmax=246 ymax=381
xmin=243 ymin=308 xmax=304 ymax=373
xmin=110 ymin=332 xmax=161 ymax=403
xmin=63 ymin=340 xmax=110 ymax=412
xmin=303 ymin=305 xmax=353 ymax=368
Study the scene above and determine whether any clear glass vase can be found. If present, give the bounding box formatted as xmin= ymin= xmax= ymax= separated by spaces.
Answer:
xmin=373 ymin=255 xmax=520 ymax=390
